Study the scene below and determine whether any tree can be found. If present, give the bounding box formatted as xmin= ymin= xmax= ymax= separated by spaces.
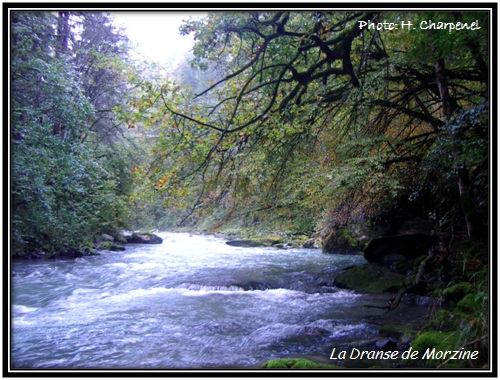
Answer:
xmin=11 ymin=11 xmax=137 ymax=256
xmin=137 ymin=10 xmax=487 ymax=242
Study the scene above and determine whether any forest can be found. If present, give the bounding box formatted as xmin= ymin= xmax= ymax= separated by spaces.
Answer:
xmin=10 ymin=10 xmax=490 ymax=370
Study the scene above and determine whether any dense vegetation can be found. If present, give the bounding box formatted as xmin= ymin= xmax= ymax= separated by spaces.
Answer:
xmin=124 ymin=11 xmax=488 ymax=240
xmin=11 ymin=10 xmax=490 ymax=368
xmin=11 ymin=11 xmax=148 ymax=256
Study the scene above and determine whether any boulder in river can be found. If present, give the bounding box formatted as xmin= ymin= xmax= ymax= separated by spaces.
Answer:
xmin=126 ymin=232 xmax=163 ymax=244
xmin=226 ymin=239 xmax=266 ymax=248
xmin=334 ymin=264 xmax=405 ymax=292
xmin=226 ymin=236 xmax=284 ymax=248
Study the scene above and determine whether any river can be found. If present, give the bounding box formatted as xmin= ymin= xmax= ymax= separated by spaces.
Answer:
xmin=10 ymin=232 xmax=430 ymax=370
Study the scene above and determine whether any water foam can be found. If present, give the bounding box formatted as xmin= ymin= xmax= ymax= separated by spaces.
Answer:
xmin=177 ymin=283 xmax=246 ymax=292
xmin=12 ymin=304 xmax=38 ymax=314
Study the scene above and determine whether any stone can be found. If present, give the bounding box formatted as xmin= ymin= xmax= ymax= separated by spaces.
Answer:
xmin=302 ymin=238 xmax=318 ymax=248
xmin=126 ymin=232 xmax=163 ymax=244
xmin=322 ymin=230 xmax=360 ymax=254
xmin=97 ymin=241 xmax=126 ymax=251
xmin=225 ymin=236 xmax=284 ymax=248
xmin=375 ymin=338 xmax=398 ymax=351
xmin=333 ymin=264 xmax=405 ymax=292
xmin=114 ymin=233 xmax=128 ymax=244
xmin=226 ymin=239 xmax=266 ymax=247
xmin=101 ymin=233 xmax=114 ymax=242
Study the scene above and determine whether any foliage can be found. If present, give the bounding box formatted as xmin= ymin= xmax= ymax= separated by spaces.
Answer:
xmin=127 ymin=11 xmax=488 ymax=250
xmin=11 ymin=11 xmax=137 ymax=256
xmin=410 ymin=330 xmax=461 ymax=367
xmin=122 ymin=13 xmax=489 ymax=360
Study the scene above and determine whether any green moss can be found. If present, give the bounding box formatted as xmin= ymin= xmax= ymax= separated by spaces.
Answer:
xmin=262 ymin=358 xmax=340 ymax=369
xmin=99 ymin=241 xmax=126 ymax=251
xmin=457 ymin=293 xmax=481 ymax=313
xmin=86 ymin=248 xmax=100 ymax=256
xmin=100 ymin=241 xmax=114 ymax=250
xmin=322 ymin=227 xmax=365 ymax=254
xmin=337 ymin=228 xmax=358 ymax=247
xmin=412 ymin=330 xmax=460 ymax=352
xmin=246 ymin=234 xmax=285 ymax=246
xmin=410 ymin=330 xmax=460 ymax=367
xmin=428 ymin=310 xmax=461 ymax=332
xmin=442 ymin=282 xmax=474 ymax=303
xmin=334 ymin=264 xmax=405 ymax=292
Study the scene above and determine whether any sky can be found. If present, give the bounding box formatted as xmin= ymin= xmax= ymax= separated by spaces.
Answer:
xmin=110 ymin=11 xmax=206 ymax=68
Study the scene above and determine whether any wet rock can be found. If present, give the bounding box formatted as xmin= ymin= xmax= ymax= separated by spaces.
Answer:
xmin=97 ymin=241 xmax=126 ymax=251
xmin=127 ymin=232 xmax=163 ymax=244
xmin=226 ymin=237 xmax=283 ymax=248
xmin=232 ymin=280 xmax=273 ymax=290
xmin=302 ymin=238 xmax=319 ymax=248
xmin=322 ymin=228 xmax=364 ymax=254
xmin=226 ymin=239 xmax=266 ymax=247
xmin=113 ymin=233 xmax=128 ymax=245
xmin=375 ymin=337 xmax=398 ymax=351
xmin=333 ymin=264 xmax=405 ymax=292
xmin=101 ymin=233 xmax=114 ymax=242
xmin=56 ymin=247 xmax=88 ymax=259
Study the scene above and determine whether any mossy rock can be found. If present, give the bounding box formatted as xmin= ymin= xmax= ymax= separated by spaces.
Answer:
xmin=302 ymin=238 xmax=319 ymax=248
xmin=428 ymin=310 xmax=461 ymax=332
xmin=442 ymin=282 xmax=475 ymax=303
xmin=86 ymin=248 xmax=100 ymax=256
xmin=322 ymin=228 xmax=363 ymax=254
xmin=410 ymin=330 xmax=460 ymax=367
xmin=337 ymin=228 xmax=359 ymax=247
xmin=227 ymin=234 xmax=285 ymax=248
xmin=98 ymin=241 xmax=126 ymax=251
xmin=262 ymin=358 xmax=340 ymax=369
xmin=411 ymin=330 xmax=460 ymax=352
xmin=334 ymin=264 xmax=405 ymax=292
xmin=98 ymin=241 xmax=113 ymax=250
xmin=127 ymin=232 xmax=163 ymax=244
xmin=252 ymin=234 xmax=285 ymax=246
xmin=226 ymin=239 xmax=267 ymax=248
xmin=114 ymin=233 xmax=128 ymax=244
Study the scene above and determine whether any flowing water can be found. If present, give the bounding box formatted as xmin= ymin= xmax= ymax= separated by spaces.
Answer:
xmin=11 ymin=232 xmax=430 ymax=370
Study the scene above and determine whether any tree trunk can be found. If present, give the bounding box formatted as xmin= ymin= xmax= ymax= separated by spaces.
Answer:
xmin=433 ymin=57 xmax=475 ymax=240
xmin=56 ymin=11 xmax=70 ymax=57
xmin=434 ymin=58 xmax=453 ymax=123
